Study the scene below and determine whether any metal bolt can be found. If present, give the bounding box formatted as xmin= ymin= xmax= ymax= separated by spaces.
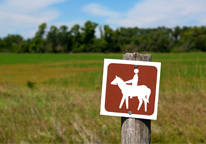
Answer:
xmin=134 ymin=65 xmax=138 ymax=68
xmin=128 ymin=111 xmax=132 ymax=115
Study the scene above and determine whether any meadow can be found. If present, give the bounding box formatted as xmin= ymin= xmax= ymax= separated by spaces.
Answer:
xmin=0 ymin=52 xmax=205 ymax=143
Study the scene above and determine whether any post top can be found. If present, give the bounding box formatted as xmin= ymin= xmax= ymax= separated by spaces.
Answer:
xmin=123 ymin=53 xmax=151 ymax=61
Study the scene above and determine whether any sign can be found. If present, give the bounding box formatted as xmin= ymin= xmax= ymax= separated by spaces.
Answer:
xmin=100 ymin=59 xmax=161 ymax=120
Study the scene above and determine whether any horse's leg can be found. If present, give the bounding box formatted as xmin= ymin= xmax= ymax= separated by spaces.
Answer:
xmin=144 ymin=98 xmax=147 ymax=112
xmin=137 ymin=97 xmax=143 ymax=110
xmin=125 ymin=96 xmax=129 ymax=109
xmin=119 ymin=95 xmax=126 ymax=109
xmin=143 ymin=95 xmax=148 ymax=103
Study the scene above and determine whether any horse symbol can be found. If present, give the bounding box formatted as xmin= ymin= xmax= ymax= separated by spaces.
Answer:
xmin=111 ymin=76 xmax=151 ymax=112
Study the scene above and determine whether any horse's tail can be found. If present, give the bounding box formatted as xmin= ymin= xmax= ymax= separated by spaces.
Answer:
xmin=145 ymin=87 xmax=151 ymax=103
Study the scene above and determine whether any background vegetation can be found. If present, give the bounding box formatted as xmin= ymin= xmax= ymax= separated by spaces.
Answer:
xmin=0 ymin=21 xmax=206 ymax=53
xmin=0 ymin=53 xmax=205 ymax=143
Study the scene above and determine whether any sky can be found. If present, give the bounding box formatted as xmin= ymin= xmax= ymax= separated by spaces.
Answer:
xmin=0 ymin=0 xmax=206 ymax=39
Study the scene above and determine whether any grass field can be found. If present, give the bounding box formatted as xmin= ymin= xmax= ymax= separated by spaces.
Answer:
xmin=0 ymin=52 xmax=205 ymax=143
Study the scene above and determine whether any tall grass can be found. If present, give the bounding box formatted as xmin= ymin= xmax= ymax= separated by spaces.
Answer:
xmin=0 ymin=52 xmax=205 ymax=143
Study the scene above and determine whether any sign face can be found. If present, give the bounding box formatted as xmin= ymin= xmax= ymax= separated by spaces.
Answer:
xmin=100 ymin=59 xmax=161 ymax=120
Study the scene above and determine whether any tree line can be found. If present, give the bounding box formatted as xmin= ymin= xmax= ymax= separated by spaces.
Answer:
xmin=0 ymin=20 xmax=206 ymax=53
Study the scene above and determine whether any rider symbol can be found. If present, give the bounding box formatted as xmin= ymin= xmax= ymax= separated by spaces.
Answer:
xmin=125 ymin=69 xmax=139 ymax=98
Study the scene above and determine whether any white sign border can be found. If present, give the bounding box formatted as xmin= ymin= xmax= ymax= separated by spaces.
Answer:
xmin=100 ymin=59 xmax=161 ymax=120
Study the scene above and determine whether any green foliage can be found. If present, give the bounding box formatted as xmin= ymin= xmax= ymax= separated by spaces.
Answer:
xmin=81 ymin=21 xmax=98 ymax=45
xmin=1 ymin=22 xmax=206 ymax=53
xmin=35 ymin=23 xmax=47 ymax=38
xmin=20 ymin=39 xmax=31 ymax=53
xmin=0 ymin=34 xmax=23 ymax=52
xmin=46 ymin=25 xmax=58 ymax=53
xmin=93 ymin=39 xmax=108 ymax=52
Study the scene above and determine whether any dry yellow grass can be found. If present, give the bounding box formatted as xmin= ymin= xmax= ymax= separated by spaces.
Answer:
xmin=0 ymin=86 xmax=120 ymax=143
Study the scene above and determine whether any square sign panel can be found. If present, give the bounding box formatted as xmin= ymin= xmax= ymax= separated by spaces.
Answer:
xmin=100 ymin=59 xmax=161 ymax=120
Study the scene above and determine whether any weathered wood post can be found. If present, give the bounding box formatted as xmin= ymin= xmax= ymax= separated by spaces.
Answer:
xmin=121 ymin=52 xmax=151 ymax=144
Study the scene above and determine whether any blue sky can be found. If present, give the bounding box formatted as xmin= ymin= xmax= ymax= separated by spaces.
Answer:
xmin=0 ymin=0 xmax=206 ymax=39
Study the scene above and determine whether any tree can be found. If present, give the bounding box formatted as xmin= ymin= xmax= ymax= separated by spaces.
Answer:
xmin=57 ymin=25 xmax=69 ymax=52
xmin=81 ymin=21 xmax=98 ymax=52
xmin=147 ymin=30 xmax=171 ymax=52
xmin=35 ymin=23 xmax=47 ymax=38
xmin=102 ymin=25 xmax=120 ymax=52
xmin=0 ymin=38 xmax=4 ymax=52
xmin=3 ymin=34 xmax=23 ymax=52
xmin=46 ymin=25 xmax=58 ymax=53
xmin=70 ymin=24 xmax=82 ymax=52
xmin=29 ymin=23 xmax=47 ymax=53
xmin=182 ymin=26 xmax=206 ymax=52
xmin=20 ymin=39 xmax=31 ymax=53
xmin=173 ymin=26 xmax=181 ymax=40
xmin=104 ymin=25 xmax=113 ymax=43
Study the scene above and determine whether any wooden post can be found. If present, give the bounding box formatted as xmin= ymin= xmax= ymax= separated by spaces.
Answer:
xmin=121 ymin=52 xmax=151 ymax=144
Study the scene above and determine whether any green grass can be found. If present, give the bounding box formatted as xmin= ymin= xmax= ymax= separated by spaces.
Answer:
xmin=0 ymin=52 xmax=205 ymax=65
xmin=0 ymin=52 xmax=206 ymax=143
xmin=0 ymin=53 xmax=122 ymax=65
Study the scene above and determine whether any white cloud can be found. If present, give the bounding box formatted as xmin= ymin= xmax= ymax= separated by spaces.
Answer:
xmin=0 ymin=0 xmax=66 ymax=38
xmin=83 ymin=3 xmax=121 ymax=17
xmin=4 ymin=0 xmax=65 ymax=13
xmin=83 ymin=0 xmax=206 ymax=28
xmin=27 ymin=29 xmax=37 ymax=38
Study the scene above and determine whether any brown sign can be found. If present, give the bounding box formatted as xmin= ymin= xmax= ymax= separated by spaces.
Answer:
xmin=100 ymin=59 xmax=161 ymax=120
